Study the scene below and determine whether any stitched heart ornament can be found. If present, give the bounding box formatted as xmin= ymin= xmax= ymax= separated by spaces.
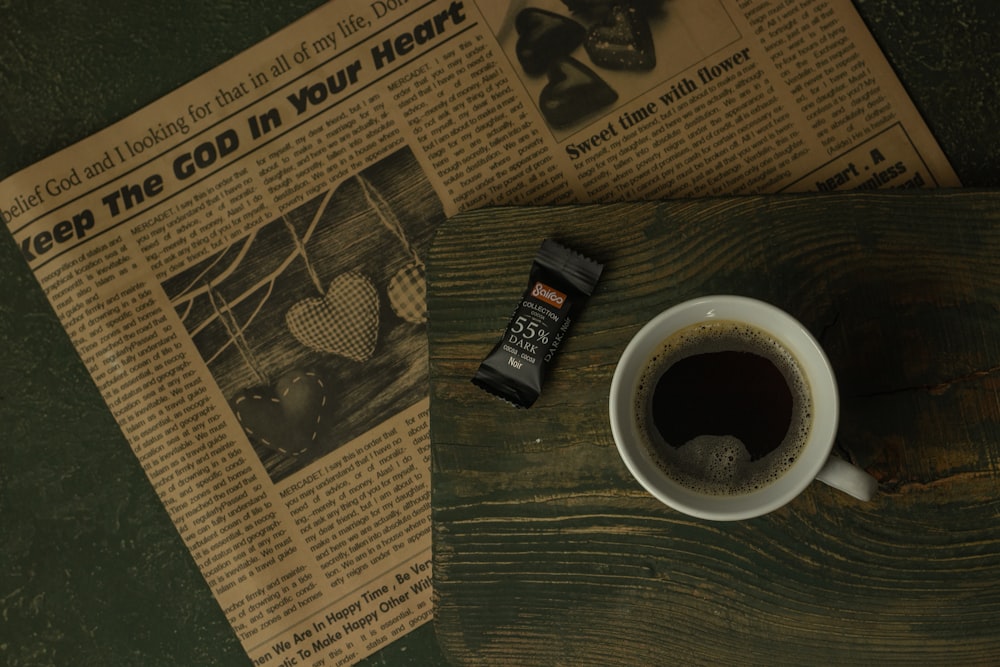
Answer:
xmin=232 ymin=369 xmax=328 ymax=457
xmin=286 ymin=271 xmax=379 ymax=362
xmin=515 ymin=8 xmax=586 ymax=75
xmin=540 ymin=57 xmax=618 ymax=128
xmin=585 ymin=4 xmax=656 ymax=71
xmin=388 ymin=263 xmax=427 ymax=324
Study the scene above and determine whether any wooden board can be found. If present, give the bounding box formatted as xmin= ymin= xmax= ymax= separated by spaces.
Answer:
xmin=427 ymin=190 xmax=1000 ymax=666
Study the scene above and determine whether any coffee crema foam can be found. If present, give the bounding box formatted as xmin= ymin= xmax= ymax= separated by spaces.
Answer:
xmin=634 ymin=319 xmax=813 ymax=496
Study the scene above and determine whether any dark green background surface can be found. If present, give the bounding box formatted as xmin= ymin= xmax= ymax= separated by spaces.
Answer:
xmin=1 ymin=2 xmax=997 ymax=665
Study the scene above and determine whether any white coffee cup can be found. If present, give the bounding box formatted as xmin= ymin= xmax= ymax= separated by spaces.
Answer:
xmin=609 ymin=295 xmax=877 ymax=521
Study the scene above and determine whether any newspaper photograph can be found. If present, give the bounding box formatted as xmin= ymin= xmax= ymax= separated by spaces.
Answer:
xmin=0 ymin=1 xmax=960 ymax=665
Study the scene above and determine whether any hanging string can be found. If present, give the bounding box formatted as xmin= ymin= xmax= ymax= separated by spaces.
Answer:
xmin=282 ymin=214 xmax=325 ymax=295
xmin=356 ymin=174 xmax=423 ymax=268
xmin=206 ymin=282 xmax=267 ymax=386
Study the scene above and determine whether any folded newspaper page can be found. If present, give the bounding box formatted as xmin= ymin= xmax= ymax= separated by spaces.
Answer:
xmin=0 ymin=0 xmax=959 ymax=664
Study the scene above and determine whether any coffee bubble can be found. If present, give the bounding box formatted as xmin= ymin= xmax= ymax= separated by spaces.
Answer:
xmin=675 ymin=435 xmax=752 ymax=486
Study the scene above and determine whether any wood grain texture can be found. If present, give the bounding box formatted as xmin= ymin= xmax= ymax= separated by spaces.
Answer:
xmin=428 ymin=191 xmax=1000 ymax=666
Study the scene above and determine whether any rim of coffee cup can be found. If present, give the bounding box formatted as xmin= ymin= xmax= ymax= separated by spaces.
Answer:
xmin=609 ymin=295 xmax=839 ymax=521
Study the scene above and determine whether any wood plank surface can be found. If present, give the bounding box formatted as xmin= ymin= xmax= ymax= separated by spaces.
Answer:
xmin=427 ymin=190 xmax=1000 ymax=666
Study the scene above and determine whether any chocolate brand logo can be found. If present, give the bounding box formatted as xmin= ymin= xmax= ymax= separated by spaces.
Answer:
xmin=531 ymin=281 xmax=566 ymax=308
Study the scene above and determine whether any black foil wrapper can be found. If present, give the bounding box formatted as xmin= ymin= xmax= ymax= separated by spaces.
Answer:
xmin=472 ymin=239 xmax=603 ymax=408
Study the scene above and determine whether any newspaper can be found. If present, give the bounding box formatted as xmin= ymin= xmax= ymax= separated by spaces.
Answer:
xmin=0 ymin=0 xmax=959 ymax=664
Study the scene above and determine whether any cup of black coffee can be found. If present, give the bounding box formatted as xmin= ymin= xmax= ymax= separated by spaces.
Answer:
xmin=609 ymin=295 xmax=876 ymax=520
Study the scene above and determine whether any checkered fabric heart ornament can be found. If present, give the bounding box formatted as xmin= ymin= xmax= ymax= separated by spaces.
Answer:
xmin=387 ymin=263 xmax=426 ymax=324
xmin=286 ymin=272 xmax=379 ymax=362
xmin=232 ymin=369 xmax=328 ymax=457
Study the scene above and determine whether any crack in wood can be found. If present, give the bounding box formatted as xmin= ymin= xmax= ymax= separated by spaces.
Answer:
xmin=852 ymin=363 xmax=1000 ymax=398
xmin=876 ymin=469 xmax=998 ymax=494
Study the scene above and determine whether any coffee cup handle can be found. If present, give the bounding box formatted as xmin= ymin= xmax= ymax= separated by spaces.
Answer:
xmin=815 ymin=457 xmax=878 ymax=501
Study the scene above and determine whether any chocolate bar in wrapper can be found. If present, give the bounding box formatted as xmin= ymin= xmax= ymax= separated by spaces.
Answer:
xmin=473 ymin=239 xmax=603 ymax=408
